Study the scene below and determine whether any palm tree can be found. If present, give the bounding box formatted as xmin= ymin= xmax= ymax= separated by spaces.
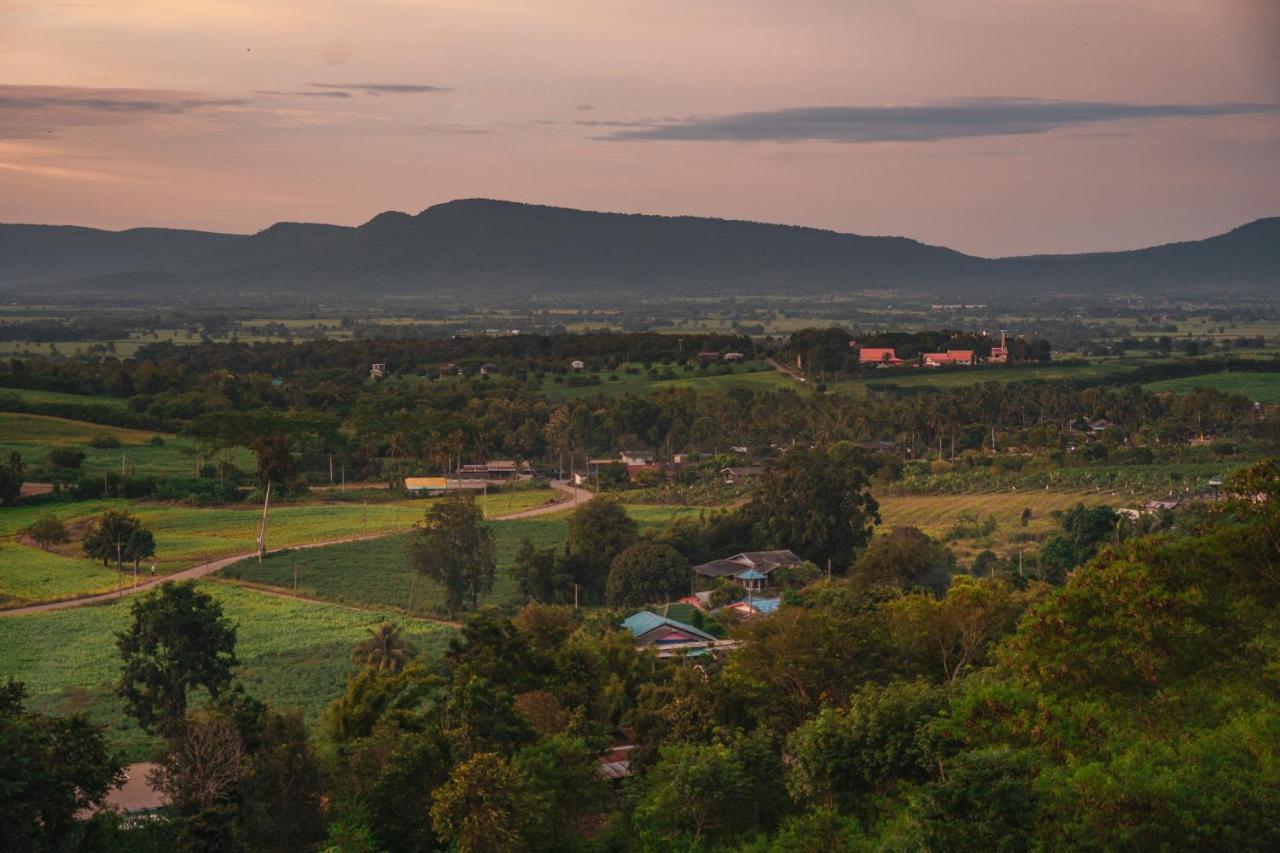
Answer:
xmin=353 ymin=622 xmax=414 ymax=673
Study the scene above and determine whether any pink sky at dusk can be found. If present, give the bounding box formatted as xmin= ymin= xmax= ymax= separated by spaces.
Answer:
xmin=1 ymin=0 xmax=1277 ymax=255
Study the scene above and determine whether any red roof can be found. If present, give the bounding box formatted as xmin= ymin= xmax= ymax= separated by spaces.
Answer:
xmin=859 ymin=347 xmax=901 ymax=363
xmin=924 ymin=351 xmax=974 ymax=363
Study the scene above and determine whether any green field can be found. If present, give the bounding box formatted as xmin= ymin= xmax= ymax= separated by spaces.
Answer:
xmin=1142 ymin=371 xmax=1280 ymax=402
xmin=825 ymin=359 xmax=1153 ymax=396
xmin=0 ymin=411 xmax=254 ymax=480
xmin=0 ymin=488 xmax=561 ymax=609
xmin=0 ymin=387 xmax=128 ymax=409
xmin=538 ymin=360 xmax=794 ymax=401
xmin=0 ymin=582 xmax=456 ymax=760
xmin=219 ymin=503 xmax=709 ymax=617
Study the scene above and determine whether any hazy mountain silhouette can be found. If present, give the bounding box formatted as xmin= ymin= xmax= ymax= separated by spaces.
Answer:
xmin=1 ymin=199 xmax=1276 ymax=299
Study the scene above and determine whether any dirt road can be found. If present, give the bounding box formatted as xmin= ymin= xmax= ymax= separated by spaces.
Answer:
xmin=0 ymin=480 xmax=592 ymax=618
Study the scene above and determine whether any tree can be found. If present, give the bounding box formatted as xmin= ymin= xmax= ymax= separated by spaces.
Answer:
xmin=565 ymin=497 xmax=638 ymax=601
xmin=512 ymin=539 xmax=572 ymax=604
xmin=251 ymin=433 xmax=299 ymax=492
xmin=0 ymin=450 xmax=24 ymax=506
xmin=605 ymin=542 xmax=691 ymax=607
xmin=27 ymin=514 xmax=68 ymax=551
xmin=0 ymin=679 xmax=124 ymax=852
xmin=785 ymin=680 xmax=947 ymax=810
xmin=150 ymin=710 xmax=247 ymax=813
xmin=47 ymin=448 xmax=85 ymax=471
xmin=82 ymin=509 xmax=146 ymax=567
xmin=430 ymin=752 xmax=537 ymax=853
xmin=514 ymin=734 xmax=610 ymax=847
xmin=124 ymin=526 xmax=156 ymax=570
xmin=740 ymin=442 xmax=880 ymax=569
xmin=849 ymin=526 xmax=954 ymax=595
xmin=240 ymin=707 xmax=326 ymax=852
xmin=409 ymin=493 xmax=496 ymax=615
xmin=887 ymin=576 xmax=1030 ymax=682
xmin=353 ymin=622 xmax=415 ymax=673
xmin=116 ymin=582 xmax=239 ymax=734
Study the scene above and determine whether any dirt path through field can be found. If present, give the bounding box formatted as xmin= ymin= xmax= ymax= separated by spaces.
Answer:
xmin=1 ymin=480 xmax=592 ymax=618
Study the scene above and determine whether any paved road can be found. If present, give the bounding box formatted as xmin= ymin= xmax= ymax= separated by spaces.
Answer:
xmin=0 ymin=480 xmax=592 ymax=618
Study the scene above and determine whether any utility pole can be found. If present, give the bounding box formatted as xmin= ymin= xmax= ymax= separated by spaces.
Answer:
xmin=574 ymin=583 xmax=579 ymax=609
xmin=329 ymin=455 xmax=334 ymax=484
xmin=407 ymin=576 xmax=416 ymax=614
xmin=115 ymin=539 xmax=123 ymax=596
xmin=362 ymin=500 xmax=368 ymax=535
xmin=293 ymin=560 xmax=299 ymax=592
xmin=257 ymin=480 xmax=272 ymax=562
xmin=341 ymin=465 xmax=345 ymax=492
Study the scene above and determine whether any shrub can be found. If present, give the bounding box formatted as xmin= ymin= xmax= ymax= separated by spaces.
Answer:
xmin=88 ymin=434 xmax=121 ymax=449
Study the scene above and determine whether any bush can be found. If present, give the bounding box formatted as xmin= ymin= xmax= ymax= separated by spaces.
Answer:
xmin=47 ymin=448 xmax=85 ymax=470
xmin=88 ymin=434 xmax=121 ymax=449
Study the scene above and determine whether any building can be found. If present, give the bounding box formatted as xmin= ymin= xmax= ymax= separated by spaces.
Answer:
xmin=369 ymin=362 xmax=387 ymax=380
xmin=622 ymin=611 xmax=724 ymax=657
xmin=989 ymin=330 xmax=1009 ymax=363
xmin=456 ymin=460 xmax=529 ymax=481
xmin=570 ymin=359 xmax=586 ymax=372
xmin=693 ymin=550 xmax=803 ymax=590
xmin=721 ymin=465 xmax=763 ymax=485
xmin=696 ymin=351 xmax=721 ymax=365
xmin=922 ymin=350 xmax=975 ymax=367
xmin=620 ymin=450 xmax=656 ymax=465
xmin=723 ymin=352 xmax=745 ymax=361
xmin=858 ymin=347 xmax=903 ymax=367
xmin=479 ymin=362 xmax=499 ymax=376
xmin=404 ymin=476 xmax=449 ymax=495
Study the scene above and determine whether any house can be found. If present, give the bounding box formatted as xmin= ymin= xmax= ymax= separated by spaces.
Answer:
xmin=479 ymin=362 xmax=499 ymax=376
xmin=723 ymin=352 xmax=745 ymax=362
xmin=438 ymin=362 xmax=462 ymax=376
xmin=693 ymin=550 xmax=803 ymax=591
xmin=858 ymin=347 xmax=903 ymax=366
xmin=620 ymin=450 xmax=656 ymax=465
xmin=456 ymin=460 xmax=529 ymax=481
xmin=623 ymin=611 xmax=721 ymax=657
xmin=989 ymin=330 xmax=1009 ymax=363
xmin=404 ymin=476 xmax=449 ymax=495
xmin=570 ymin=359 xmax=586 ymax=372
xmin=722 ymin=465 xmax=763 ymax=485
xmin=696 ymin=351 xmax=721 ymax=365
xmin=598 ymin=733 xmax=637 ymax=781
xmin=857 ymin=439 xmax=895 ymax=451
xmin=922 ymin=350 xmax=975 ymax=367
xmin=369 ymin=362 xmax=387 ymax=380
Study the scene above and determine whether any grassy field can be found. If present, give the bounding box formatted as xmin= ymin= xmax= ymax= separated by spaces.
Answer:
xmin=538 ymin=360 xmax=794 ymax=401
xmin=219 ymin=503 xmax=709 ymax=617
xmin=0 ymin=387 xmax=128 ymax=409
xmin=1142 ymin=371 xmax=1280 ymax=402
xmin=0 ymin=582 xmax=456 ymax=760
xmin=0 ymin=488 xmax=561 ymax=609
xmin=0 ymin=411 xmax=255 ymax=480
xmin=877 ymin=489 xmax=1124 ymax=562
xmin=825 ymin=359 xmax=1152 ymax=396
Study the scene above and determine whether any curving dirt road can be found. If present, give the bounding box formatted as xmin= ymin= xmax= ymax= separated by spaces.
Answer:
xmin=0 ymin=480 xmax=592 ymax=618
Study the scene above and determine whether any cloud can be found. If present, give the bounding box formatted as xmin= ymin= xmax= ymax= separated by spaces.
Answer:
xmin=0 ymin=85 xmax=244 ymax=138
xmin=254 ymin=90 xmax=352 ymax=99
xmin=309 ymin=82 xmax=449 ymax=96
xmin=604 ymin=98 xmax=1280 ymax=143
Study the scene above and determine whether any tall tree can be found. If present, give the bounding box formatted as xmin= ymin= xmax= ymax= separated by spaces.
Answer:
xmin=0 ymin=451 xmax=23 ymax=507
xmin=82 ymin=509 xmax=147 ymax=567
xmin=605 ymin=542 xmax=691 ymax=607
xmin=27 ymin=514 xmax=69 ymax=551
xmin=430 ymin=752 xmax=537 ymax=853
xmin=0 ymin=679 xmax=124 ymax=852
xmin=565 ymin=497 xmax=638 ymax=602
xmin=116 ymin=583 xmax=239 ymax=734
xmin=740 ymin=442 xmax=880 ymax=570
xmin=409 ymin=494 xmax=497 ymax=615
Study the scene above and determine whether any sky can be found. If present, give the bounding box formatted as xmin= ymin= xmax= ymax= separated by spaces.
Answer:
xmin=1 ymin=0 xmax=1277 ymax=256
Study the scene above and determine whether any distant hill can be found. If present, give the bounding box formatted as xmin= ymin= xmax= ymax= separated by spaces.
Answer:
xmin=1 ymin=199 xmax=1276 ymax=300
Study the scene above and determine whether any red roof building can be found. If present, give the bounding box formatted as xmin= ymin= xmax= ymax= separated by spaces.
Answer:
xmin=923 ymin=350 xmax=975 ymax=366
xmin=858 ymin=347 xmax=903 ymax=366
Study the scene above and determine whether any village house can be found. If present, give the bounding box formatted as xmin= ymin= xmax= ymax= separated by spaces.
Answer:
xmin=479 ymin=362 xmax=499 ymax=376
xmin=922 ymin=350 xmax=975 ymax=367
xmin=721 ymin=465 xmax=763 ymax=485
xmin=988 ymin=330 xmax=1010 ymax=363
xmin=696 ymin=351 xmax=721 ymax=365
xmin=369 ymin=362 xmax=387 ymax=379
xmin=857 ymin=347 xmax=903 ymax=367
xmin=692 ymin=550 xmax=803 ymax=592
xmin=723 ymin=352 xmax=745 ymax=362
xmin=619 ymin=449 xmax=656 ymax=465
xmin=622 ymin=610 xmax=725 ymax=657
xmin=570 ymin=359 xmax=586 ymax=372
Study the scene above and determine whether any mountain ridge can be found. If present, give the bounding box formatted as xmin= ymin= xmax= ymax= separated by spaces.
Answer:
xmin=1 ymin=199 xmax=1276 ymax=299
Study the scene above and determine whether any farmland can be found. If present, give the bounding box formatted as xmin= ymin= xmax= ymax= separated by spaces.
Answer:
xmin=536 ymin=359 xmax=794 ymax=401
xmin=0 ymin=486 xmax=563 ymax=609
xmin=0 ymin=581 xmax=456 ymax=760
xmin=218 ymin=503 xmax=709 ymax=617
xmin=1142 ymin=370 xmax=1280 ymax=402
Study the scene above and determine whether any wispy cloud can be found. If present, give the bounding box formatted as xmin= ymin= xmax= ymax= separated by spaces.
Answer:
xmin=0 ymin=84 xmax=244 ymax=138
xmin=309 ymin=82 xmax=449 ymax=96
xmin=254 ymin=89 xmax=352 ymax=99
xmin=604 ymin=98 xmax=1280 ymax=143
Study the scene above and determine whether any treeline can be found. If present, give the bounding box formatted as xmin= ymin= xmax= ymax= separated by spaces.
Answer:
xmin=11 ymin=460 xmax=1280 ymax=850
xmin=785 ymin=327 xmax=1053 ymax=374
